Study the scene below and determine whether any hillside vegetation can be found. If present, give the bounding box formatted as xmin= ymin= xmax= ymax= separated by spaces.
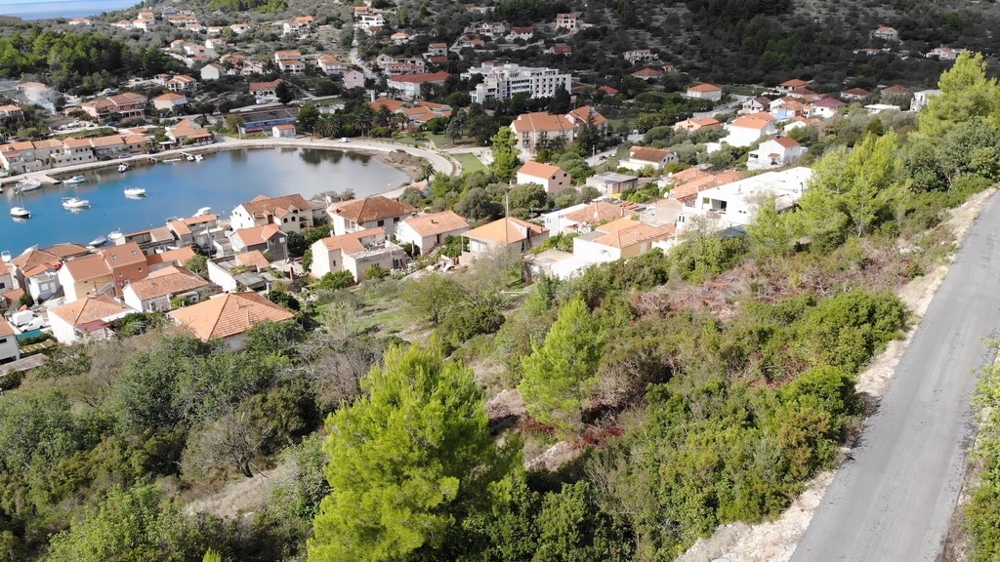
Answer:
xmin=1 ymin=54 xmax=1000 ymax=562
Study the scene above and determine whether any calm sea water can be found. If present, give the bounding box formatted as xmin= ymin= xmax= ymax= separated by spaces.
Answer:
xmin=0 ymin=147 xmax=409 ymax=255
xmin=0 ymin=0 xmax=139 ymax=20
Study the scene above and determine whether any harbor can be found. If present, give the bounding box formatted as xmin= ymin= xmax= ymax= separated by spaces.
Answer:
xmin=0 ymin=144 xmax=410 ymax=253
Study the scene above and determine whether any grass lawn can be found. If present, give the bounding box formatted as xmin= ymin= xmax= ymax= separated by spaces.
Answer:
xmin=452 ymin=152 xmax=488 ymax=175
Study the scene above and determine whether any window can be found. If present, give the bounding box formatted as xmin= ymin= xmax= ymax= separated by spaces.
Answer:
xmin=377 ymin=220 xmax=385 ymax=227
xmin=0 ymin=337 xmax=6 ymax=344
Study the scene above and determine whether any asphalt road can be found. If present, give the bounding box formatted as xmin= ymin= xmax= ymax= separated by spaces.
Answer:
xmin=790 ymin=194 xmax=1000 ymax=562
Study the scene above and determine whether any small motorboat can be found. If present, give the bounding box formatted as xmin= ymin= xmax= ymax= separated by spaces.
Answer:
xmin=88 ymin=235 xmax=108 ymax=247
xmin=193 ymin=206 xmax=212 ymax=217
xmin=163 ymin=158 xmax=182 ymax=163
xmin=108 ymin=230 xmax=123 ymax=243
xmin=118 ymin=163 xmax=130 ymax=173
xmin=62 ymin=197 xmax=91 ymax=210
xmin=124 ymin=187 xmax=146 ymax=198
xmin=195 ymin=154 xmax=204 ymax=162
xmin=186 ymin=154 xmax=195 ymax=162
xmin=63 ymin=175 xmax=87 ymax=185
xmin=10 ymin=206 xmax=30 ymax=218
xmin=0 ymin=250 xmax=10 ymax=262
xmin=16 ymin=179 xmax=41 ymax=192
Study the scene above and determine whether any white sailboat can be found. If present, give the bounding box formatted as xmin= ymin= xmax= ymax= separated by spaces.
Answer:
xmin=10 ymin=191 xmax=29 ymax=218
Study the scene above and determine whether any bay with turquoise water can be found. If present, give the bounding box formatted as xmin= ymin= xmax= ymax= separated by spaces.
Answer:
xmin=1 ymin=0 xmax=139 ymax=20
xmin=0 ymin=147 xmax=409 ymax=255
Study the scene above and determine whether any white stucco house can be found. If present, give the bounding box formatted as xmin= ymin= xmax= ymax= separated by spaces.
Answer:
xmin=515 ymin=161 xmax=572 ymax=193
xmin=747 ymin=137 xmax=808 ymax=170
xmin=724 ymin=113 xmax=778 ymax=147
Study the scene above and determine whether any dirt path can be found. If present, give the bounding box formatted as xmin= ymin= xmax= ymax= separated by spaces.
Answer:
xmin=676 ymin=188 xmax=997 ymax=562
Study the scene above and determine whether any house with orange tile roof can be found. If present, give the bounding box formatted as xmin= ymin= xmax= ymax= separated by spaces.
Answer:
xmin=463 ymin=217 xmax=549 ymax=258
xmin=621 ymin=146 xmax=679 ymax=172
xmin=145 ymin=247 xmax=198 ymax=272
xmin=317 ymin=54 xmax=348 ymax=75
xmin=123 ymin=265 xmax=213 ymax=312
xmin=508 ymin=105 xmax=609 ymax=154
xmin=573 ymin=217 xmax=676 ymax=262
xmin=724 ymin=112 xmax=778 ymax=147
xmin=667 ymin=170 xmax=745 ymax=206
xmin=840 ymin=87 xmax=872 ymax=101
xmin=632 ymin=67 xmax=664 ymax=81
xmin=777 ymin=78 xmax=809 ymax=93
xmin=673 ymin=116 xmax=723 ymax=133
xmin=8 ymin=244 xmax=90 ymax=301
xmin=748 ymin=136 xmax=808 ymax=170
xmin=229 ymin=224 xmax=288 ymax=260
xmin=678 ymin=167 xmax=813 ymax=233
xmin=370 ymin=97 xmax=406 ymax=113
xmin=516 ymin=161 xmax=572 ymax=194
xmin=167 ymin=214 xmax=223 ymax=250
xmin=328 ymin=195 xmax=416 ymax=238
xmin=152 ymin=92 xmax=189 ymax=114
xmin=685 ymin=83 xmax=723 ymax=102
xmin=57 ymin=254 xmax=113 ymax=302
xmin=396 ymin=211 xmax=470 ymax=255
xmin=0 ymin=316 xmax=19 ymax=363
xmin=231 ymin=194 xmax=314 ymax=234
xmin=0 ymin=260 xmax=12 ymax=296
xmin=49 ymin=294 xmax=135 ymax=345
xmin=542 ymin=200 xmax=638 ymax=234
xmin=387 ymin=71 xmax=450 ymax=100
xmin=102 ymin=242 xmax=150 ymax=296
xmin=169 ymin=292 xmax=294 ymax=351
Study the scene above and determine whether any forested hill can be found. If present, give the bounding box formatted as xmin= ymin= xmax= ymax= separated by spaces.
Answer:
xmin=414 ymin=0 xmax=1000 ymax=86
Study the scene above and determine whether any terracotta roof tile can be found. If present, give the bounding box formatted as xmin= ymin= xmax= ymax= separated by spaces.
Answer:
xmin=688 ymin=83 xmax=722 ymax=92
xmin=235 ymin=250 xmax=271 ymax=270
xmin=127 ymin=266 xmax=209 ymax=300
xmin=51 ymin=294 xmax=133 ymax=326
xmin=591 ymin=219 xmax=675 ymax=248
xmin=169 ymin=292 xmax=294 ymax=340
xmin=317 ymin=227 xmax=385 ymax=254
xmin=240 ymin=193 xmax=311 ymax=219
xmin=518 ymin=161 xmax=564 ymax=179
xmin=464 ymin=217 xmax=547 ymax=245
xmin=402 ymin=211 xmax=468 ymax=237
xmin=629 ymin=146 xmax=672 ymax=163
xmin=511 ymin=111 xmax=574 ymax=133
xmin=62 ymin=254 xmax=111 ymax=281
xmin=562 ymin=201 xmax=634 ymax=224
xmin=146 ymin=247 xmax=197 ymax=267
xmin=102 ymin=242 xmax=146 ymax=268
xmin=330 ymin=196 xmax=415 ymax=224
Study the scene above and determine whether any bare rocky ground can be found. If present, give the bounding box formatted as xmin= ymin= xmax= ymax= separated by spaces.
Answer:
xmin=676 ymin=188 xmax=997 ymax=562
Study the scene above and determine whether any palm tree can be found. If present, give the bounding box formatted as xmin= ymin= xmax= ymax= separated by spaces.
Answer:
xmin=418 ymin=162 xmax=435 ymax=181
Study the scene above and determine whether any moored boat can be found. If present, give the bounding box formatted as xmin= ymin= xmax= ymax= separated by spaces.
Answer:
xmin=16 ymin=179 xmax=41 ymax=192
xmin=118 ymin=163 xmax=130 ymax=173
xmin=108 ymin=230 xmax=123 ymax=243
xmin=124 ymin=187 xmax=146 ymax=198
xmin=62 ymin=197 xmax=91 ymax=210
xmin=193 ymin=206 xmax=212 ymax=217
xmin=186 ymin=154 xmax=195 ymax=162
xmin=195 ymin=154 xmax=204 ymax=161
xmin=63 ymin=175 xmax=87 ymax=185
xmin=88 ymin=235 xmax=108 ymax=247
xmin=10 ymin=206 xmax=30 ymax=219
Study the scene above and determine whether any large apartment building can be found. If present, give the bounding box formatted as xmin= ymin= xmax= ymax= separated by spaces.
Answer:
xmin=461 ymin=63 xmax=572 ymax=104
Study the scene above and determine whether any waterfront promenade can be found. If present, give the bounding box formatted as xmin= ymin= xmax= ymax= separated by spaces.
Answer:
xmin=0 ymin=136 xmax=459 ymax=192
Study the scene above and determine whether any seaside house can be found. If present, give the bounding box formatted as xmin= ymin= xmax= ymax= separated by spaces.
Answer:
xmin=462 ymin=217 xmax=549 ymax=260
xmin=152 ymin=93 xmax=189 ymax=114
xmin=228 ymin=224 xmax=288 ymax=261
xmin=396 ymin=211 xmax=470 ymax=256
xmin=250 ymin=79 xmax=283 ymax=100
xmin=542 ymin=200 xmax=637 ymax=235
xmin=122 ymin=265 xmax=213 ymax=312
xmin=167 ymin=214 xmax=224 ymax=253
xmin=508 ymin=106 xmax=608 ymax=154
xmin=207 ymin=252 xmax=272 ymax=292
xmin=387 ymin=72 xmax=450 ymax=100
xmin=57 ymin=254 xmax=113 ymax=303
xmin=167 ymin=75 xmax=198 ymax=92
xmin=327 ymin=196 xmax=416 ymax=238
xmin=167 ymin=119 xmax=215 ymax=146
xmin=674 ymin=117 xmax=723 ymax=132
xmin=8 ymin=244 xmax=90 ymax=302
xmin=572 ymin=217 xmax=676 ymax=263
xmin=231 ymin=194 xmax=314 ymax=234
xmin=317 ymin=54 xmax=347 ymax=75
xmin=310 ymin=228 xmax=407 ymax=282
xmin=102 ymin=242 xmax=150 ymax=296
xmin=0 ymin=318 xmax=19 ymax=364
xmin=677 ymin=167 xmax=813 ymax=232
xmin=169 ymin=292 xmax=295 ymax=352
xmin=272 ymin=123 xmax=297 ymax=138
xmin=49 ymin=294 xmax=135 ymax=345
xmin=0 ymin=260 xmax=12 ymax=293
xmin=724 ymin=113 xmax=778 ymax=147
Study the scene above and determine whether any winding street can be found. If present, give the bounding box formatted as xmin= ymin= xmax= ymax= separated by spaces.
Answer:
xmin=790 ymin=193 xmax=1000 ymax=561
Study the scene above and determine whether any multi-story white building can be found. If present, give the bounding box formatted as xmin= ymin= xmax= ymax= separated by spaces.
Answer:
xmin=462 ymin=63 xmax=572 ymax=104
